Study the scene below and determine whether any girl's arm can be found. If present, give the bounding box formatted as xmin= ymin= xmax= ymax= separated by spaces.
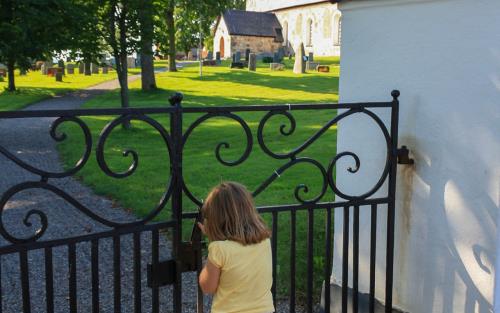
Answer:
xmin=199 ymin=259 xmax=221 ymax=294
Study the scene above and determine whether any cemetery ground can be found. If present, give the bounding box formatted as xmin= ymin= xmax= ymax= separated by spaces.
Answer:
xmin=56 ymin=56 xmax=340 ymax=305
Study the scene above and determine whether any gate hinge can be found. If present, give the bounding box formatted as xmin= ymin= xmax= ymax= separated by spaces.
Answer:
xmin=397 ymin=145 xmax=414 ymax=165
xmin=147 ymin=241 xmax=204 ymax=288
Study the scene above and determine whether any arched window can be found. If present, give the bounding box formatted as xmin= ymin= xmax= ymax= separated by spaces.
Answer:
xmin=283 ymin=21 xmax=288 ymax=46
xmin=306 ymin=18 xmax=313 ymax=46
xmin=333 ymin=14 xmax=342 ymax=46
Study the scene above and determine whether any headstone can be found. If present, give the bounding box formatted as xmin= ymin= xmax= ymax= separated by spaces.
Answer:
xmin=230 ymin=62 xmax=245 ymax=69
xmin=55 ymin=72 xmax=63 ymax=82
xmin=127 ymin=57 xmax=136 ymax=68
xmin=187 ymin=51 xmax=193 ymax=61
xmin=317 ymin=65 xmax=330 ymax=73
xmin=102 ymin=66 xmax=109 ymax=74
xmin=215 ymin=52 xmax=221 ymax=65
xmin=84 ymin=62 xmax=91 ymax=76
xmin=41 ymin=62 xmax=51 ymax=75
xmin=78 ymin=63 xmax=84 ymax=74
xmin=235 ymin=51 xmax=241 ymax=62
xmin=91 ymin=63 xmax=99 ymax=74
xmin=278 ymin=47 xmax=286 ymax=60
xmin=245 ymin=49 xmax=251 ymax=62
xmin=273 ymin=52 xmax=281 ymax=63
xmin=308 ymin=52 xmax=314 ymax=62
xmin=66 ymin=64 xmax=75 ymax=74
xmin=306 ymin=61 xmax=320 ymax=71
xmin=248 ymin=53 xmax=257 ymax=71
xmin=270 ymin=63 xmax=285 ymax=71
xmin=207 ymin=51 xmax=213 ymax=60
xmin=293 ymin=43 xmax=306 ymax=74
xmin=203 ymin=60 xmax=217 ymax=66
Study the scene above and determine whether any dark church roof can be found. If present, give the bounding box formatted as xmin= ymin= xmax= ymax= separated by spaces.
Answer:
xmin=218 ymin=10 xmax=283 ymax=41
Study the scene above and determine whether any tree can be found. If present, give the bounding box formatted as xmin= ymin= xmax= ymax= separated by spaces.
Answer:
xmin=0 ymin=1 xmax=65 ymax=91
xmin=138 ymin=0 xmax=157 ymax=90
xmin=98 ymin=0 xmax=141 ymax=127
xmin=165 ymin=0 xmax=177 ymax=72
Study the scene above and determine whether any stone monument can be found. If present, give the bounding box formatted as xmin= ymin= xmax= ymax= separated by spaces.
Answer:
xmin=78 ymin=62 xmax=84 ymax=74
xmin=66 ymin=64 xmax=75 ymax=74
xmin=248 ymin=53 xmax=257 ymax=71
xmin=245 ymin=49 xmax=251 ymax=62
xmin=215 ymin=52 xmax=221 ymax=65
xmin=91 ymin=63 xmax=99 ymax=74
xmin=308 ymin=52 xmax=314 ymax=62
xmin=293 ymin=43 xmax=306 ymax=74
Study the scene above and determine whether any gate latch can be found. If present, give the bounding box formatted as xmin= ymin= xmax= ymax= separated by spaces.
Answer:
xmin=397 ymin=145 xmax=414 ymax=165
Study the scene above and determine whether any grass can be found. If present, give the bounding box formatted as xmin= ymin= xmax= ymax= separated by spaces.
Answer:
xmin=0 ymin=69 xmax=119 ymax=111
xmin=57 ymin=56 xmax=340 ymax=303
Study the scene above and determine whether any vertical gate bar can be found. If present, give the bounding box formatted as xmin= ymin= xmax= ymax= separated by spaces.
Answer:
xmin=151 ymin=230 xmax=159 ymax=313
xmin=68 ymin=243 xmax=77 ymax=313
xmin=385 ymin=90 xmax=400 ymax=312
xmin=133 ymin=232 xmax=142 ymax=313
xmin=306 ymin=207 xmax=314 ymax=313
xmin=196 ymin=241 xmax=204 ymax=313
xmin=113 ymin=235 xmax=121 ymax=313
xmin=369 ymin=204 xmax=378 ymax=313
xmin=341 ymin=206 xmax=349 ymax=313
xmin=20 ymin=250 xmax=31 ymax=313
xmin=290 ymin=209 xmax=296 ymax=313
xmin=324 ymin=207 xmax=332 ymax=313
xmin=353 ymin=205 xmax=360 ymax=313
xmin=91 ymin=239 xmax=99 ymax=313
xmin=0 ymin=256 xmax=2 ymax=313
xmin=271 ymin=211 xmax=278 ymax=308
xmin=169 ymin=93 xmax=183 ymax=313
xmin=44 ymin=247 xmax=54 ymax=313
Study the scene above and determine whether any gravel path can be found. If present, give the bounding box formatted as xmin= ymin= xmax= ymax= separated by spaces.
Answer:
xmin=0 ymin=71 xmax=308 ymax=313
xmin=0 ymin=74 xmax=208 ymax=313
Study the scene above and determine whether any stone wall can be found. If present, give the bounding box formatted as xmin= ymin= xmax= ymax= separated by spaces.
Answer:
xmin=230 ymin=35 xmax=282 ymax=57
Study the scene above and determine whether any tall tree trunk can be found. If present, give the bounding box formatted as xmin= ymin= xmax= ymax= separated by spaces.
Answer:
xmin=140 ymin=0 xmax=156 ymax=90
xmin=166 ymin=1 xmax=177 ymax=72
xmin=7 ymin=60 xmax=15 ymax=92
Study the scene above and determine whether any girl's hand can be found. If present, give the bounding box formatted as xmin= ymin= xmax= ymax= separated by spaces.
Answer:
xmin=197 ymin=222 xmax=206 ymax=235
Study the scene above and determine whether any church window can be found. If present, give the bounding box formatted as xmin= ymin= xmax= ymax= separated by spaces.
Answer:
xmin=306 ymin=18 xmax=313 ymax=47
xmin=283 ymin=21 xmax=289 ymax=46
xmin=333 ymin=14 xmax=342 ymax=46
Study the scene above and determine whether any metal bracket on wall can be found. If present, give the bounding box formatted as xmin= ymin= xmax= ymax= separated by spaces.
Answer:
xmin=397 ymin=145 xmax=414 ymax=165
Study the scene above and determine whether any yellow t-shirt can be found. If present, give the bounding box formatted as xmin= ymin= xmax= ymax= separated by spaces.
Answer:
xmin=208 ymin=238 xmax=274 ymax=313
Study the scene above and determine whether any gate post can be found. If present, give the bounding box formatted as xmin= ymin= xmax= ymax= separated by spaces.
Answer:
xmin=169 ymin=92 xmax=184 ymax=313
xmin=385 ymin=90 xmax=400 ymax=312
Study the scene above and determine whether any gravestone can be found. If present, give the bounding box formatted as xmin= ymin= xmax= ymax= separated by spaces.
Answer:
xmin=248 ymin=53 xmax=257 ymax=71
xmin=55 ymin=72 xmax=63 ymax=82
xmin=84 ymin=62 xmax=91 ymax=76
xmin=78 ymin=63 xmax=84 ymax=74
xmin=273 ymin=52 xmax=281 ymax=63
xmin=245 ymin=49 xmax=251 ymax=62
xmin=230 ymin=62 xmax=245 ymax=69
xmin=207 ymin=51 xmax=213 ymax=60
xmin=91 ymin=63 xmax=99 ymax=74
xmin=278 ymin=47 xmax=286 ymax=60
xmin=235 ymin=51 xmax=241 ymax=62
xmin=102 ymin=66 xmax=109 ymax=74
xmin=66 ymin=64 xmax=75 ymax=74
xmin=187 ymin=51 xmax=193 ymax=61
xmin=127 ymin=57 xmax=136 ymax=68
xmin=215 ymin=52 xmax=221 ymax=65
xmin=41 ymin=62 xmax=52 ymax=75
xmin=270 ymin=63 xmax=285 ymax=71
xmin=293 ymin=43 xmax=306 ymax=74
xmin=306 ymin=61 xmax=320 ymax=71
xmin=317 ymin=65 xmax=330 ymax=73
xmin=308 ymin=52 xmax=314 ymax=62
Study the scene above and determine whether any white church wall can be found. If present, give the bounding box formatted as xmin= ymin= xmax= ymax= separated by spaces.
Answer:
xmin=334 ymin=0 xmax=500 ymax=312
xmin=273 ymin=3 xmax=341 ymax=57
xmin=213 ymin=18 xmax=232 ymax=59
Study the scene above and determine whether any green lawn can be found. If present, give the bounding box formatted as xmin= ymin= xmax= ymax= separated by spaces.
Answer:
xmin=0 ymin=69 xmax=119 ymax=111
xmin=57 ymin=57 xmax=339 ymax=303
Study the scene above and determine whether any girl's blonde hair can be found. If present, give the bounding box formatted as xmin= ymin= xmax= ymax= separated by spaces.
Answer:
xmin=201 ymin=182 xmax=270 ymax=245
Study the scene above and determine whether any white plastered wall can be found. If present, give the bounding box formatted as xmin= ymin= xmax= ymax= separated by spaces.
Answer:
xmin=334 ymin=0 xmax=500 ymax=312
xmin=213 ymin=18 xmax=232 ymax=59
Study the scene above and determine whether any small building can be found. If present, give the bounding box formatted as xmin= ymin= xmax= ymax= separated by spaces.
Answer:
xmin=331 ymin=0 xmax=500 ymax=313
xmin=213 ymin=10 xmax=283 ymax=59
xmin=247 ymin=0 xmax=342 ymax=57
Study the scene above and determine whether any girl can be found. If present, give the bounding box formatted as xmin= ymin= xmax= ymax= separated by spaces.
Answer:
xmin=198 ymin=182 xmax=274 ymax=313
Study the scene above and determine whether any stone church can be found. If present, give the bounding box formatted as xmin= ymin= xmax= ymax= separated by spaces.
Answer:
xmin=213 ymin=0 xmax=341 ymax=59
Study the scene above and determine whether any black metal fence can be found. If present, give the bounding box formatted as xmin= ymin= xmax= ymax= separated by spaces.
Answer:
xmin=0 ymin=90 xmax=408 ymax=313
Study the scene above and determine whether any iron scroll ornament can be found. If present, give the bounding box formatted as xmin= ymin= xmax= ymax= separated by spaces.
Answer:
xmin=0 ymin=114 xmax=174 ymax=244
xmin=182 ymin=105 xmax=392 ymax=205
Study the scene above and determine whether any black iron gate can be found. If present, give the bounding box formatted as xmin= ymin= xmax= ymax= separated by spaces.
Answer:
xmin=0 ymin=90 xmax=411 ymax=313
